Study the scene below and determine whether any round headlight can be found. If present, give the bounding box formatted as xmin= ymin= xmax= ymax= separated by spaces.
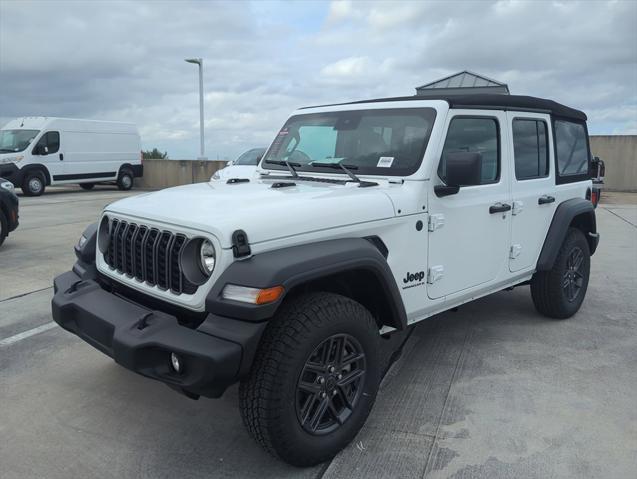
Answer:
xmin=199 ymin=239 xmax=216 ymax=275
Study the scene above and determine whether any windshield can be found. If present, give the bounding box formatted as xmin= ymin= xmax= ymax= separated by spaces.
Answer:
xmin=235 ymin=147 xmax=266 ymax=165
xmin=262 ymin=108 xmax=436 ymax=176
xmin=0 ymin=129 xmax=40 ymax=153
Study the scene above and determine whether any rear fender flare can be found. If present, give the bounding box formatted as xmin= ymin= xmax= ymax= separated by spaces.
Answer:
xmin=537 ymin=198 xmax=598 ymax=271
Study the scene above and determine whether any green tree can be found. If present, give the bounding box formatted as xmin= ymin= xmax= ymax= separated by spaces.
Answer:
xmin=142 ymin=148 xmax=169 ymax=159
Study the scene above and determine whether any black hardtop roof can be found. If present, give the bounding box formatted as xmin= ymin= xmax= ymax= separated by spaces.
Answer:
xmin=302 ymin=94 xmax=587 ymax=121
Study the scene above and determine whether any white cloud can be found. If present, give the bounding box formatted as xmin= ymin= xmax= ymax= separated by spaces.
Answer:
xmin=0 ymin=0 xmax=635 ymax=159
xmin=321 ymin=56 xmax=371 ymax=79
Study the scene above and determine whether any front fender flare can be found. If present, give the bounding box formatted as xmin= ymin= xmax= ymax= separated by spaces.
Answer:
xmin=206 ymin=238 xmax=407 ymax=329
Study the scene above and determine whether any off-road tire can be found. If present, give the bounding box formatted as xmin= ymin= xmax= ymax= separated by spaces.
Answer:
xmin=80 ymin=183 xmax=95 ymax=190
xmin=117 ymin=168 xmax=134 ymax=191
xmin=21 ymin=170 xmax=46 ymax=196
xmin=531 ymin=227 xmax=590 ymax=319
xmin=0 ymin=209 xmax=7 ymax=247
xmin=239 ymin=292 xmax=381 ymax=467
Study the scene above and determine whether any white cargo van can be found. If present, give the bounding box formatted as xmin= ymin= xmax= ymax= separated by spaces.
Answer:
xmin=0 ymin=117 xmax=142 ymax=196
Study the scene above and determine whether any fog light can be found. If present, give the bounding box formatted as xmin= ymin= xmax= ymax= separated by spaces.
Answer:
xmin=170 ymin=353 xmax=182 ymax=373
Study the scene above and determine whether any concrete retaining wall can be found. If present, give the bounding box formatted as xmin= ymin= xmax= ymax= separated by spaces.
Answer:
xmin=137 ymin=136 xmax=637 ymax=192
xmin=136 ymin=159 xmax=226 ymax=189
xmin=590 ymin=135 xmax=637 ymax=192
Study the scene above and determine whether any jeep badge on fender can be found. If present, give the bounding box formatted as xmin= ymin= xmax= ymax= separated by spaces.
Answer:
xmin=52 ymin=93 xmax=599 ymax=467
xmin=403 ymin=271 xmax=425 ymax=284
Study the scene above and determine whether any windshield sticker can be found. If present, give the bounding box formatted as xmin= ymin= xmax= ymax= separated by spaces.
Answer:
xmin=377 ymin=156 xmax=394 ymax=168
xmin=278 ymin=128 xmax=289 ymax=136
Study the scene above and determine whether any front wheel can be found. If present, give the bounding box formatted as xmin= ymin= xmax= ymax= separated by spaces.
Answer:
xmin=531 ymin=227 xmax=591 ymax=319
xmin=21 ymin=171 xmax=46 ymax=196
xmin=239 ymin=292 xmax=381 ymax=466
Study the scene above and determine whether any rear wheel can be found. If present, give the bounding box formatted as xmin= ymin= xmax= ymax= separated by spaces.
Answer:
xmin=117 ymin=168 xmax=134 ymax=190
xmin=80 ymin=183 xmax=95 ymax=191
xmin=531 ymin=227 xmax=590 ymax=319
xmin=239 ymin=292 xmax=381 ymax=466
xmin=21 ymin=170 xmax=46 ymax=196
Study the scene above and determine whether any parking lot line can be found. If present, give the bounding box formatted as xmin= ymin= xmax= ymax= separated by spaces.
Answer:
xmin=0 ymin=322 xmax=56 ymax=347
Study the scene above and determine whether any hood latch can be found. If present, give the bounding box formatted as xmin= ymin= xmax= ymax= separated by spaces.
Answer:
xmin=232 ymin=229 xmax=251 ymax=258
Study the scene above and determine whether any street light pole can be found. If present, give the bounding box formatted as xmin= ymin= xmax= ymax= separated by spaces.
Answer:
xmin=185 ymin=58 xmax=206 ymax=160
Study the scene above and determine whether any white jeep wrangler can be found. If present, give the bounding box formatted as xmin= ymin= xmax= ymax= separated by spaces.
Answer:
xmin=52 ymin=94 xmax=599 ymax=466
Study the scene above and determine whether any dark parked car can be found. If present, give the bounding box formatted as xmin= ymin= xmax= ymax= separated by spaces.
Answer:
xmin=0 ymin=177 xmax=19 ymax=247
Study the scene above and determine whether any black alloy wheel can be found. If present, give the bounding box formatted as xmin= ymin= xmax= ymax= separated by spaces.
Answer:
xmin=296 ymin=333 xmax=366 ymax=435
xmin=563 ymin=246 xmax=585 ymax=302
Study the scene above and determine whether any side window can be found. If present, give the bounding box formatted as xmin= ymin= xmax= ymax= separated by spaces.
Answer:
xmin=439 ymin=117 xmax=499 ymax=184
xmin=554 ymin=120 xmax=588 ymax=177
xmin=512 ymin=119 xmax=549 ymax=180
xmin=34 ymin=131 xmax=60 ymax=155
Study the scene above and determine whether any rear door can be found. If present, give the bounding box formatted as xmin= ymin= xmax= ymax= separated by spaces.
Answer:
xmin=427 ymin=111 xmax=512 ymax=299
xmin=507 ymin=113 xmax=556 ymax=272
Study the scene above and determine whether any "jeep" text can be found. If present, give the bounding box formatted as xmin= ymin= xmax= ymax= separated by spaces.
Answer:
xmin=403 ymin=271 xmax=425 ymax=284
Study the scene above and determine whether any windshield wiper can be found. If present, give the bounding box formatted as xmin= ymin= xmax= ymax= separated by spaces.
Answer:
xmin=310 ymin=161 xmax=377 ymax=187
xmin=264 ymin=159 xmax=300 ymax=178
xmin=0 ymin=148 xmax=15 ymax=153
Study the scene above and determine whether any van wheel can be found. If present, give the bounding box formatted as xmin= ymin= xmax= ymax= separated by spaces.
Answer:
xmin=117 ymin=168 xmax=134 ymax=191
xmin=239 ymin=292 xmax=381 ymax=467
xmin=0 ymin=209 xmax=7 ymax=247
xmin=80 ymin=183 xmax=95 ymax=191
xmin=22 ymin=171 xmax=46 ymax=196
xmin=531 ymin=227 xmax=590 ymax=319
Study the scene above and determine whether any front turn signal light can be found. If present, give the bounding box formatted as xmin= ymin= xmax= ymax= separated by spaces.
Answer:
xmin=222 ymin=284 xmax=285 ymax=305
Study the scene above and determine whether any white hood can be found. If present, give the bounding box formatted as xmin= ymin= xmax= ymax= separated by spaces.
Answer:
xmin=105 ymin=179 xmax=397 ymax=248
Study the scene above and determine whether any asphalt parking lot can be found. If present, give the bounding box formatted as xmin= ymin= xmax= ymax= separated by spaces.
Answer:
xmin=1 ymin=187 xmax=636 ymax=478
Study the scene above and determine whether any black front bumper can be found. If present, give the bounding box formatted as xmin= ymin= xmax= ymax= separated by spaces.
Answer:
xmin=0 ymin=186 xmax=19 ymax=232
xmin=52 ymin=269 xmax=264 ymax=398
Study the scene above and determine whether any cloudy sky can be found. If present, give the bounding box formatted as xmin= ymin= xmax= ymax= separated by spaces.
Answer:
xmin=1 ymin=0 xmax=635 ymax=160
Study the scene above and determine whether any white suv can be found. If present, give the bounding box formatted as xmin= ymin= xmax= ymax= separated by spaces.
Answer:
xmin=52 ymin=94 xmax=599 ymax=466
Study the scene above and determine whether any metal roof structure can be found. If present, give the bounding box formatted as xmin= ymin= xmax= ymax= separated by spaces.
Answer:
xmin=416 ymin=70 xmax=510 ymax=96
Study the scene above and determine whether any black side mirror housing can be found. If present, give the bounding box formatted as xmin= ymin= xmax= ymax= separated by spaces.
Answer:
xmin=445 ymin=151 xmax=482 ymax=186
xmin=33 ymin=144 xmax=48 ymax=155
xmin=435 ymin=152 xmax=482 ymax=197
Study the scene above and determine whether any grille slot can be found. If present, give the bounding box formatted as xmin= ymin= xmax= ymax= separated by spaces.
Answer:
xmin=103 ymin=219 xmax=197 ymax=295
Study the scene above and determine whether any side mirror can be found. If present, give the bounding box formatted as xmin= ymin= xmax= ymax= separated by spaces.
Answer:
xmin=33 ymin=144 xmax=46 ymax=155
xmin=435 ymin=152 xmax=482 ymax=197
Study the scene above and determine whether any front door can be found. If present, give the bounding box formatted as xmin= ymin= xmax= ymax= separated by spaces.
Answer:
xmin=507 ymin=112 xmax=557 ymax=272
xmin=32 ymin=131 xmax=64 ymax=179
xmin=427 ymin=111 xmax=511 ymax=299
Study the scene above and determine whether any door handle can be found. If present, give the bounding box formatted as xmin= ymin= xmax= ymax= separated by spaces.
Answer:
xmin=489 ymin=203 xmax=512 ymax=214
xmin=59 ymin=153 xmax=64 ymax=161
xmin=538 ymin=195 xmax=555 ymax=205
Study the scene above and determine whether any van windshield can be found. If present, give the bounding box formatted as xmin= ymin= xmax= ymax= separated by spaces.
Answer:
xmin=262 ymin=108 xmax=437 ymax=177
xmin=0 ymin=129 xmax=39 ymax=153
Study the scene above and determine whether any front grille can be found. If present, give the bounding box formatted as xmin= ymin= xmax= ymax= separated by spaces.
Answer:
xmin=103 ymin=218 xmax=197 ymax=295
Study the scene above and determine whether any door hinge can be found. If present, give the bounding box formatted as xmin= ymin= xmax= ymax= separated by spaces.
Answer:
xmin=427 ymin=265 xmax=444 ymax=284
xmin=512 ymin=201 xmax=524 ymax=216
xmin=510 ymin=244 xmax=522 ymax=259
xmin=428 ymin=214 xmax=445 ymax=232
